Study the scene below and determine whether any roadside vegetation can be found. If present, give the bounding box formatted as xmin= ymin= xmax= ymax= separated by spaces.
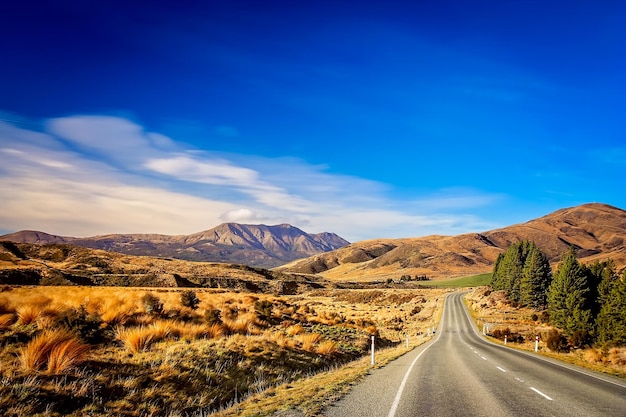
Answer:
xmin=0 ymin=286 xmax=447 ymax=416
xmin=468 ymin=241 xmax=626 ymax=378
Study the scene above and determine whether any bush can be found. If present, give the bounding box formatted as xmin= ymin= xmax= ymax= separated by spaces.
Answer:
xmin=180 ymin=290 xmax=200 ymax=310
xmin=142 ymin=293 xmax=163 ymax=316
xmin=546 ymin=329 xmax=569 ymax=353
xmin=569 ymin=330 xmax=589 ymax=349
xmin=254 ymin=300 xmax=273 ymax=321
xmin=54 ymin=306 xmax=106 ymax=344
xmin=204 ymin=308 xmax=222 ymax=325
xmin=492 ymin=328 xmax=524 ymax=343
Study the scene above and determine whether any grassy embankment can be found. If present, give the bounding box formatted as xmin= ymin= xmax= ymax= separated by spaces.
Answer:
xmin=464 ymin=287 xmax=626 ymax=380
xmin=425 ymin=272 xmax=492 ymax=288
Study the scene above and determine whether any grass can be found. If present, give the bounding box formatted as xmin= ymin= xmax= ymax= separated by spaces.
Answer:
xmin=20 ymin=329 xmax=89 ymax=373
xmin=0 ymin=285 xmax=449 ymax=416
xmin=426 ymin=272 xmax=492 ymax=288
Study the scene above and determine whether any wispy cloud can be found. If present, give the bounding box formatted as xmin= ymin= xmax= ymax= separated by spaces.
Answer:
xmin=0 ymin=114 xmax=501 ymax=240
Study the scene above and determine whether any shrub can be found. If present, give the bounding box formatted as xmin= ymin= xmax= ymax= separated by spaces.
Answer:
xmin=54 ymin=306 xmax=106 ymax=344
xmin=569 ymin=330 xmax=589 ymax=349
xmin=204 ymin=308 xmax=222 ymax=325
xmin=410 ymin=306 xmax=422 ymax=316
xmin=142 ymin=293 xmax=164 ymax=316
xmin=546 ymin=329 xmax=569 ymax=353
xmin=254 ymin=300 xmax=273 ymax=321
xmin=20 ymin=329 xmax=89 ymax=374
xmin=180 ymin=290 xmax=200 ymax=310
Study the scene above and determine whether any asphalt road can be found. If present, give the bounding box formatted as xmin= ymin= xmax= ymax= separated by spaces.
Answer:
xmin=324 ymin=292 xmax=626 ymax=417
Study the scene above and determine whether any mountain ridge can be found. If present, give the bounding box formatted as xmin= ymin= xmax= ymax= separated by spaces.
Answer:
xmin=0 ymin=223 xmax=350 ymax=268
xmin=277 ymin=203 xmax=626 ymax=280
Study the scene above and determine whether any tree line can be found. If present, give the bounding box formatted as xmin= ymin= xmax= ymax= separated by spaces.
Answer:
xmin=491 ymin=241 xmax=626 ymax=347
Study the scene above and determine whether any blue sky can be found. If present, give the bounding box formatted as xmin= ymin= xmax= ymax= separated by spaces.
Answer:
xmin=1 ymin=1 xmax=624 ymax=242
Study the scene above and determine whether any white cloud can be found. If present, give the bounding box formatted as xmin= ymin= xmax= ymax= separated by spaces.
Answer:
xmin=0 ymin=114 xmax=502 ymax=241
xmin=219 ymin=208 xmax=260 ymax=223
xmin=145 ymin=155 xmax=258 ymax=185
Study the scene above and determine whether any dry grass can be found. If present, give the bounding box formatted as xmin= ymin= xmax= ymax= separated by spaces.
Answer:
xmin=315 ymin=340 xmax=339 ymax=355
xmin=0 ymin=286 xmax=450 ymax=416
xmin=286 ymin=324 xmax=305 ymax=336
xmin=20 ymin=329 xmax=89 ymax=373
xmin=0 ymin=313 xmax=16 ymax=329
xmin=116 ymin=325 xmax=160 ymax=353
xmin=297 ymin=333 xmax=323 ymax=352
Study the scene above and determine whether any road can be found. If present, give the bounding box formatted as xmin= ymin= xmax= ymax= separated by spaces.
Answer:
xmin=324 ymin=292 xmax=626 ymax=417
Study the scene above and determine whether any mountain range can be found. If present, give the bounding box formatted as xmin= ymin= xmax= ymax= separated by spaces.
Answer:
xmin=277 ymin=203 xmax=626 ymax=280
xmin=2 ymin=203 xmax=625 ymax=281
xmin=0 ymin=223 xmax=350 ymax=268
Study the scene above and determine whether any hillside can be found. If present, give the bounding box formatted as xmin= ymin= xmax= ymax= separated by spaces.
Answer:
xmin=0 ymin=223 xmax=350 ymax=268
xmin=0 ymin=241 xmax=332 ymax=293
xmin=278 ymin=203 xmax=626 ymax=281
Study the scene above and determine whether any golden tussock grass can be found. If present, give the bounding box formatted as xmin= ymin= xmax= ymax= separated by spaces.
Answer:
xmin=178 ymin=322 xmax=226 ymax=340
xmin=115 ymin=326 xmax=156 ymax=353
xmin=20 ymin=329 xmax=89 ymax=374
xmin=224 ymin=313 xmax=261 ymax=335
xmin=286 ymin=324 xmax=304 ymax=336
xmin=297 ymin=333 xmax=323 ymax=352
xmin=315 ymin=340 xmax=339 ymax=355
xmin=0 ymin=313 xmax=16 ymax=329
xmin=16 ymin=305 xmax=43 ymax=325
xmin=0 ymin=285 xmax=450 ymax=416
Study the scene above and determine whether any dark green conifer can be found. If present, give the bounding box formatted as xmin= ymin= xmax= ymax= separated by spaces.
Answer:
xmin=547 ymin=248 xmax=593 ymax=341
xmin=596 ymin=269 xmax=626 ymax=346
xmin=519 ymin=243 xmax=552 ymax=310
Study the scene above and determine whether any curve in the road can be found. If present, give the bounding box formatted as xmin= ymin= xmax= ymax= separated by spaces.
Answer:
xmin=325 ymin=291 xmax=626 ymax=417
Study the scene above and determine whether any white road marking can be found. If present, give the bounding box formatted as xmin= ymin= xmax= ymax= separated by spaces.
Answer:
xmin=481 ymin=356 xmax=487 ymax=360
xmin=530 ymin=387 xmax=553 ymax=401
xmin=387 ymin=303 xmax=446 ymax=417
xmin=515 ymin=377 xmax=525 ymax=383
xmin=497 ymin=366 xmax=506 ymax=372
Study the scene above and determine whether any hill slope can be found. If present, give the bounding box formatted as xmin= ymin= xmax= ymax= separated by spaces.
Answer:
xmin=278 ymin=203 xmax=626 ymax=281
xmin=0 ymin=223 xmax=349 ymax=268
xmin=0 ymin=241 xmax=330 ymax=293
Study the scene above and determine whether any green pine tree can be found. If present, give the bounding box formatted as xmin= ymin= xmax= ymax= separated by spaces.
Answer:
xmin=519 ymin=243 xmax=552 ymax=310
xmin=490 ymin=253 xmax=505 ymax=290
xmin=596 ymin=270 xmax=626 ymax=346
xmin=501 ymin=241 xmax=531 ymax=303
xmin=547 ymin=248 xmax=594 ymax=341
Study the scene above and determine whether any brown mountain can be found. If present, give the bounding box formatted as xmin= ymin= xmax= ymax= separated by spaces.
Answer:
xmin=0 ymin=223 xmax=350 ymax=268
xmin=278 ymin=203 xmax=626 ymax=281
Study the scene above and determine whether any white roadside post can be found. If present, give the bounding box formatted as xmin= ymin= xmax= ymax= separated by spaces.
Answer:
xmin=535 ymin=335 xmax=539 ymax=352
xmin=371 ymin=335 xmax=375 ymax=365
xmin=504 ymin=334 xmax=508 ymax=345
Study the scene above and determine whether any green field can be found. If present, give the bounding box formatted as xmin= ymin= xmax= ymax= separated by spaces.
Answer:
xmin=426 ymin=272 xmax=492 ymax=288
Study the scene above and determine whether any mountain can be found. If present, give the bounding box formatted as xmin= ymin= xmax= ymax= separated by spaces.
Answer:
xmin=0 ymin=223 xmax=350 ymax=268
xmin=277 ymin=203 xmax=626 ymax=281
